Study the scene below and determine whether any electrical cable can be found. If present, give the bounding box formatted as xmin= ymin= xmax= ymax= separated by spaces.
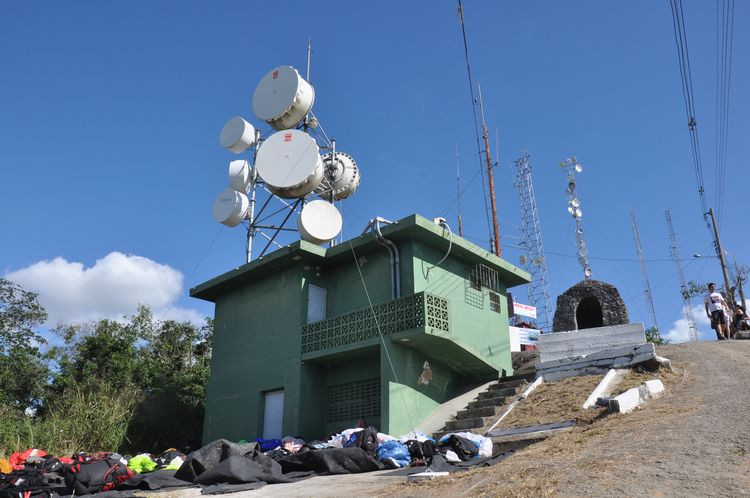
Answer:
xmin=424 ymin=221 xmax=453 ymax=278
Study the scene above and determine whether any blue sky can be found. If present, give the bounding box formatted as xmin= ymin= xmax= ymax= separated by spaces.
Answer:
xmin=1 ymin=1 xmax=747 ymax=342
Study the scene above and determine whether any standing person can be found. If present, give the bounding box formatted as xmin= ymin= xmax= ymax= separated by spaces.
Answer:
xmin=704 ymin=282 xmax=730 ymax=340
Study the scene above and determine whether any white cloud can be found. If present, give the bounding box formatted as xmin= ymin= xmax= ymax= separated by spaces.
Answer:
xmin=5 ymin=252 xmax=204 ymax=326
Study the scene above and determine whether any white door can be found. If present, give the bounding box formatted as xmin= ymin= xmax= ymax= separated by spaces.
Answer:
xmin=307 ymin=284 xmax=327 ymax=323
xmin=262 ymin=390 xmax=284 ymax=440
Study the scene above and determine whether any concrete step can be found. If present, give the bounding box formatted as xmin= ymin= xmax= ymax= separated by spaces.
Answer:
xmin=479 ymin=388 xmax=516 ymax=399
xmin=493 ymin=378 xmax=528 ymax=389
xmin=455 ymin=405 xmax=498 ymax=420
xmin=468 ymin=395 xmax=509 ymax=409
xmin=444 ymin=416 xmax=488 ymax=432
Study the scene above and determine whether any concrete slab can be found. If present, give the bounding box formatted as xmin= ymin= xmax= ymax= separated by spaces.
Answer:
xmin=415 ymin=381 xmax=494 ymax=435
xmin=539 ymin=323 xmax=646 ymax=363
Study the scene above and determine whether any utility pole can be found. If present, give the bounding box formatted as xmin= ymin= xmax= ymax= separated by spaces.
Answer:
xmin=477 ymin=82 xmax=501 ymax=257
xmin=665 ymin=210 xmax=699 ymax=342
xmin=631 ymin=212 xmax=659 ymax=331
xmin=708 ymin=207 xmax=736 ymax=308
xmin=736 ymin=261 xmax=747 ymax=309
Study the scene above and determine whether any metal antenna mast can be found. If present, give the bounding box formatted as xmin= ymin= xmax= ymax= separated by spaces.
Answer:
xmin=560 ymin=157 xmax=591 ymax=280
xmin=665 ymin=210 xmax=700 ymax=342
xmin=477 ymin=82 xmax=501 ymax=257
xmin=515 ymin=151 xmax=552 ymax=331
xmin=631 ymin=211 xmax=659 ymax=331
xmin=455 ymin=143 xmax=464 ymax=237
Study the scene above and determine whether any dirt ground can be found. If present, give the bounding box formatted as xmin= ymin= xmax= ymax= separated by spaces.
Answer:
xmin=383 ymin=340 xmax=750 ymax=497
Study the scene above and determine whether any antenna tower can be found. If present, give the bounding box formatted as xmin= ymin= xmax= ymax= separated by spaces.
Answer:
xmin=665 ymin=210 xmax=700 ymax=342
xmin=631 ymin=211 xmax=659 ymax=331
xmin=560 ymin=157 xmax=592 ymax=280
xmin=514 ymin=151 xmax=552 ymax=331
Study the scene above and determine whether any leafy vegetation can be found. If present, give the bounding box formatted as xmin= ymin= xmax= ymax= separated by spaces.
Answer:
xmin=0 ymin=279 xmax=212 ymax=456
xmin=645 ymin=326 xmax=669 ymax=345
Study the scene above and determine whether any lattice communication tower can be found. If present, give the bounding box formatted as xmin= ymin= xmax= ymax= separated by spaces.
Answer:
xmin=665 ymin=210 xmax=700 ymax=342
xmin=631 ymin=212 xmax=659 ymax=331
xmin=514 ymin=152 xmax=552 ymax=332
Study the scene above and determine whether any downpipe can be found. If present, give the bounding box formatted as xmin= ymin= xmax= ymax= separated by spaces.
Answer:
xmin=362 ymin=217 xmax=400 ymax=299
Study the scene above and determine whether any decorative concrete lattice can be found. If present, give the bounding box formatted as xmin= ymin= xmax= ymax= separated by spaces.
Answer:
xmin=301 ymin=292 xmax=449 ymax=354
xmin=326 ymin=378 xmax=381 ymax=423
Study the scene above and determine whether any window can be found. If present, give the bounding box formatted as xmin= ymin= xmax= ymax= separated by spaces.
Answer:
xmin=489 ymin=292 xmax=502 ymax=313
xmin=262 ymin=390 xmax=284 ymax=440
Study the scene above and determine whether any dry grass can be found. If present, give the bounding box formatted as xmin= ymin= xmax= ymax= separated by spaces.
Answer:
xmin=498 ymin=374 xmax=604 ymax=428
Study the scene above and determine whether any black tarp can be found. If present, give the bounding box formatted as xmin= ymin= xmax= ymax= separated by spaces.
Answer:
xmin=277 ymin=447 xmax=385 ymax=475
xmin=384 ymin=451 xmax=516 ymax=476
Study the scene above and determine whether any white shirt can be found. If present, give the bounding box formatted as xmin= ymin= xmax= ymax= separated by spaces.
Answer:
xmin=705 ymin=292 xmax=726 ymax=313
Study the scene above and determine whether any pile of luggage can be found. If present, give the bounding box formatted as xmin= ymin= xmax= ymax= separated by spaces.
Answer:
xmin=0 ymin=428 xmax=496 ymax=496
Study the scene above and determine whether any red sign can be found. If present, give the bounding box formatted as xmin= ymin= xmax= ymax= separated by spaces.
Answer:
xmin=284 ymin=133 xmax=292 ymax=142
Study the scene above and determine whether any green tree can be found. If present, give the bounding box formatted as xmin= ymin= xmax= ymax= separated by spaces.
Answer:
xmin=645 ymin=326 xmax=668 ymax=345
xmin=0 ymin=278 xmax=50 ymax=411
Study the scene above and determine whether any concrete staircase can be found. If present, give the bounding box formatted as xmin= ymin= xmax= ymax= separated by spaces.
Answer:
xmin=433 ymin=374 xmax=534 ymax=440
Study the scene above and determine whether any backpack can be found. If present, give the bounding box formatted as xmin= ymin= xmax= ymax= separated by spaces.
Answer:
xmin=64 ymin=457 xmax=135 ymax=495
xmin=0 ymin=468 xmax=61 ymax=498
xmin=440 ymin=434 xmax=479 ymax=461
xmin=406 ymin=439 xmax=437 ymax=464
xmin=345 ymin=427 xmax=379 ymax=453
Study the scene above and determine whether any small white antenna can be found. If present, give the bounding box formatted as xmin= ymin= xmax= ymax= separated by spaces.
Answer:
xmin=455 ymin=143 xmax=463 ymax=237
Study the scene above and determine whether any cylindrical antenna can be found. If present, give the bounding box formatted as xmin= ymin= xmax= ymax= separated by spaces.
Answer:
xmin=306 ymin=38 xmax=312 ymax=82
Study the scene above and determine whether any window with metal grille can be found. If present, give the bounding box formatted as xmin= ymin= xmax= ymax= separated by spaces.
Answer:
xmin=489 ymin=292 xmax=502 ymax=313
xmin=326 ymin=378 xmax=381 ymax=423
xmin=470 ymin=264 xmax=501 ymax=293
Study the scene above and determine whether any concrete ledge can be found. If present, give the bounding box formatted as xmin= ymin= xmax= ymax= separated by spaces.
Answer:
xmin=537 ymin=343 xmax=657 ymax=381
xmin=608 ymin=378 xmax=665 ymax=414
xmin=539 ymin=323 xmax=646 ymax=363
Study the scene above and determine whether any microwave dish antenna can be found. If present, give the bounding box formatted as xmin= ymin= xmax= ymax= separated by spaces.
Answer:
xmin=255 ymin=129 xmax=323 ymax=198
xmin=220 ymin=116 xmax=256 ymax=154
xmin=532 ymin=255 xmax=544 ymax=266
xmin=252 ymin=66 xmax=315 ymax=131
xmin=519 ymin=254 xmax=528 ymax=265
xmin=314 ymin=151 xmax=360 ymax=200
xmin=297 ymin=200 xmax=342 ymax=245
xmin=228 ymin=160 xmax=252 ymax=193
xmin=212 ymin=188 xmax=249 ymax=227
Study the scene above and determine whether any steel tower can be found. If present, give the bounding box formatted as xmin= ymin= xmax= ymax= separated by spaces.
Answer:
xmin=514 ymin=152 xmax=552 ymax=332
xmin=631 ymin=212 xmax=659 ymax=331
xmin=665 ymin=210 xmax=700 ymax=342
xmin=560 ymin=157 xmax=592 ymax=280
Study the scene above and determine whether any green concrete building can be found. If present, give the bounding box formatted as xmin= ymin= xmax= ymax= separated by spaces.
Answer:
xmin=191 ymin=214 xmax=530 ymax=443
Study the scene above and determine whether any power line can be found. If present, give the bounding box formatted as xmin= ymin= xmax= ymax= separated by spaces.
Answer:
xmin=714 ymin=0 xmax=734 ymax=226
xmin=667 ymin=0 xmax=709 ymax=227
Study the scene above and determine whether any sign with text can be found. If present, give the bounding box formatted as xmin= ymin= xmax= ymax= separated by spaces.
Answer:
xmin=509 ymin=326 xmax=540 ymax=346
xmin=513 ymin=302 xmax=537 ymax=319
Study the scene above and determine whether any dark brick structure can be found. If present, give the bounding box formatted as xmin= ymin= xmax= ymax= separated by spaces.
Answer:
xmin=552 ymin=280 xmax=629 ymax=332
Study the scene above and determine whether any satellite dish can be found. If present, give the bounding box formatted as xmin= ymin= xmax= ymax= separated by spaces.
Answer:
xmin=578 ymin=247 xmax=587 ymax=257
xmin=228 ymin=160 xmax=252 ymax=193
xmin=584 ymin=267 xmax=593 ymax=277
xmin=567 ymin=181 xmax=576 ymax=193
xmin=575 ymin=208 xmax=583 ymax=218
xmin=297 ymin=200 xmax=342 ymax=245
xmin=532 ymin=255 xmax=544 ymax=266
xmin=519 ymin=254 xmax=528 ymax=265
xmin=568 ymin=206 xmax=575 ymax=215
xmin=575 ymin=163 xmax=583 ymax=173
xmin=252 ymin=66 xmax=315 ymax=131
xmin=570 ymin=198 xmax=580 ymax=208
xmin=220 ymin=116 xmax=256 ymax=154
xmin=255 ymin=129 xmax=323 ymax=198
xmin=577 ymin=228 xmax=584 ymax=234
xmin=314 ymin=152 xmax=361 ymax=200
xmin=212 ymin=188 xmax=249 ymax=227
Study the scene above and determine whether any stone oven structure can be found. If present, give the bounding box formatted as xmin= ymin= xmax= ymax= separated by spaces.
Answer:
xmin=552 ymin=280 xmax=629 ymax=332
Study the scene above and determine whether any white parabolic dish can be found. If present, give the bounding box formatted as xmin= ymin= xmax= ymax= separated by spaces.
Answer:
xmin=255 ymin=129 xmax=323 ymax=198
xmin=220 ymin=116 xmax=256 ymax=154
xmin=228 ymin=159 xmax=252 ymax=193
xmin=297 ymin=200 xmax=342 ymax=245
xmin=212 ymin=188 xmax=249 ymax=227
xmin=252 ymin=66 xmax=315 ymax=130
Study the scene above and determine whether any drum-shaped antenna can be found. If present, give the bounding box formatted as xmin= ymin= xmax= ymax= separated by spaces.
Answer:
xmin=314 ymin=152 xmax=361 ymax=201
xmin=255 ymin=130 xmax=323 ymax=198
xmin=252 ymin=66 xmax=315 ymax=131
xmin=297 ymin=200 xmax=342 ymax=245
xmin=212 ymin=188 xmax=249 ymax=227
xmin=532 ymin=255 xmax=544 ymax=266
xmin=519 ymin=254 xmax=528 ymax=265
xmin=220 ymin=116 xmax=256 ymax=154
xmin=229 ymin=160 xmax=252 ymax=193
